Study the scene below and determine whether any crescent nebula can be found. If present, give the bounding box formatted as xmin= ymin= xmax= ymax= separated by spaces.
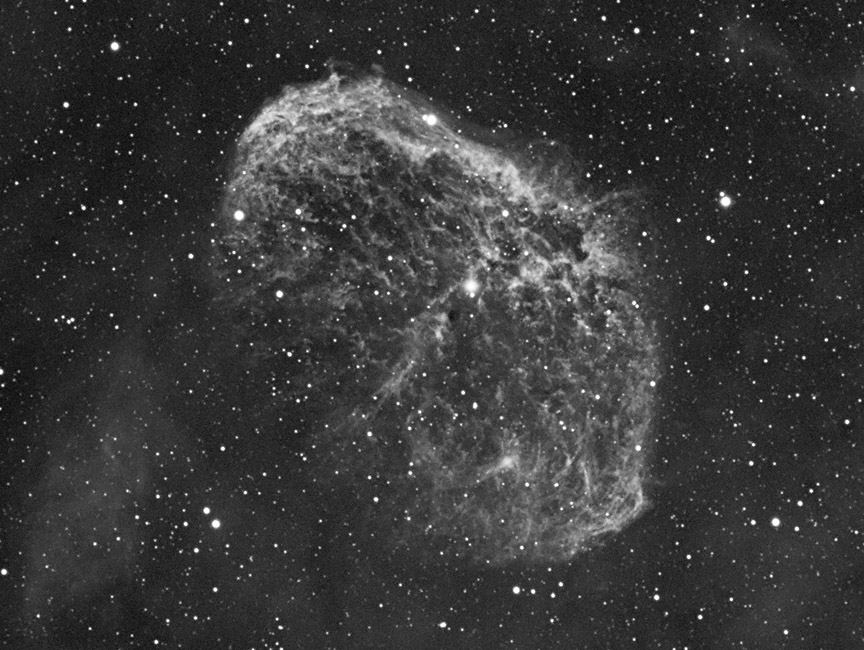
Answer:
xmin=214 ymin=70 xmax=661 ymax=566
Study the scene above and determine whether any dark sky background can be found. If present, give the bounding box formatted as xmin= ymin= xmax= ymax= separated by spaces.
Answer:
xmin=2 ymin=1 xmax=864 ymax=648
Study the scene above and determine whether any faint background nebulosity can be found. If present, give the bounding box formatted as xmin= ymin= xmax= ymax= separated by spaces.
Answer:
xmin=2 ymin=1 xmax=864 ymax=649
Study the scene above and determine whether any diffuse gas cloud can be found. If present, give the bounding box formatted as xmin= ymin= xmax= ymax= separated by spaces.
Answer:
xmin=215 ymin=70 xmax=660 ymax=566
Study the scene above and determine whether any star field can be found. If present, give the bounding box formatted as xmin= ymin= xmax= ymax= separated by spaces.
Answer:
xmin=2 ymin=1 xmax=864 ymax=648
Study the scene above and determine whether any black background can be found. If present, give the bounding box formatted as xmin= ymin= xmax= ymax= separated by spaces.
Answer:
xmin=2 ymin=1 xmax=863 ymax=648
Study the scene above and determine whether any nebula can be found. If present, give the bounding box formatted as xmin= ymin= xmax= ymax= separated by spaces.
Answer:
xmin=213 ymin=70 xmax=660 ymax=565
